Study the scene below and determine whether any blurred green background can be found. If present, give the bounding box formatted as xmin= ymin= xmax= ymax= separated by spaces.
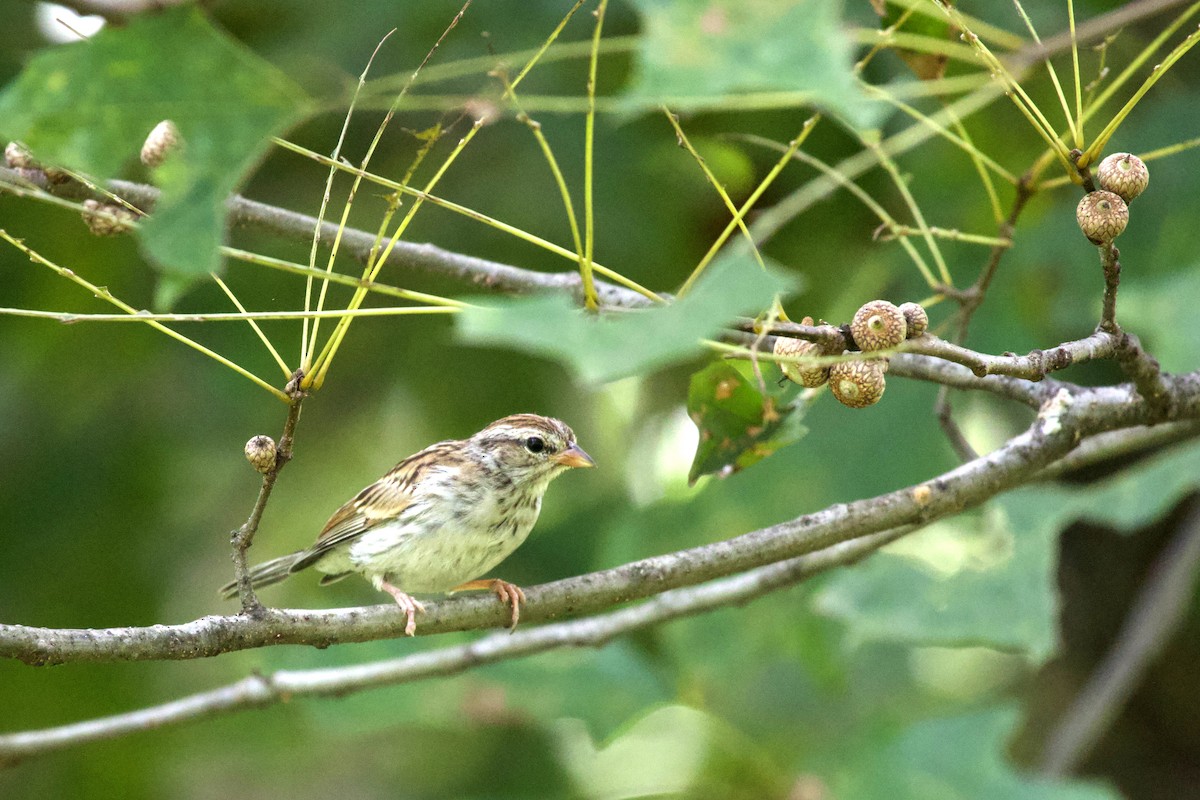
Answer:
xmin=2 ymin=1 xmax=1199 ymax=797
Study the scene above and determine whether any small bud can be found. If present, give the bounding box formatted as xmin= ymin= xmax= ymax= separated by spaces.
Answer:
xmin=1097 ymin=152 xmax=1148 ymax=202
xmin=140 ymin=120 xmax=181 ymax=168
xmin=1076 ymin=190 xmax=1128 ymax=245
xmin=898 ymin=302 xmax=928 ymax=338
xmin=81 ymin=199 xmax=137 ymax=236
xmin=850 ymin=300 xmax=907 ymax=351
xmin=244 ymin=435 xmax=277 ymax=474
xmin=828 ymin=359 xmax=887 ymax=408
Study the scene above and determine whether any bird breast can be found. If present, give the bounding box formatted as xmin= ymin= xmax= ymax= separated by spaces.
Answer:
xmin=344 ymin=474 xmax=547 ymax=594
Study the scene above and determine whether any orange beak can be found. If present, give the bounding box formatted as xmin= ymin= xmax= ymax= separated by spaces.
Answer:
xmin=553 ymin=443 xmax=595 ymax=468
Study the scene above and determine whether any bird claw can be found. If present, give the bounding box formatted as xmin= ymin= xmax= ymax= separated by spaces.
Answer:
xmin=451 ymin=578 xmax=526 ymax=631
xmin=381 ymin=581 xmax=426 ymax=637
xmin=489 ymin=580 xmax=526 ymax=632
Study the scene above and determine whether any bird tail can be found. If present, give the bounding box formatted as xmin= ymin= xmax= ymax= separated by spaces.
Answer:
xmin=218 ymin=552 xmax=305 ymax=599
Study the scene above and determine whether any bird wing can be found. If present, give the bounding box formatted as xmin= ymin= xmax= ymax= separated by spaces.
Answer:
xmin=289 ymin=440 xmax=458 ymax=572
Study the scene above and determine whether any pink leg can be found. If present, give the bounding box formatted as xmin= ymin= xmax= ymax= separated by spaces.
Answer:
xmin=452 ymin=579 xmax=526 ymax=631
xmin=380 ymin=581 xmax=427 ymax=637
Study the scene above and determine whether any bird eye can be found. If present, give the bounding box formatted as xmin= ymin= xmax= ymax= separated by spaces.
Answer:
xmin=525 ymin=436 xmax=546 ymax=454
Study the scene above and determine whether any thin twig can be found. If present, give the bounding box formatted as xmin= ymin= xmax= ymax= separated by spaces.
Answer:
xmin=1098 ymin=242 xmax=1122 ymax=333
xmin=958 ymin=177 xmax=1037 ymax=338
xmin=230 ymin=373 xmax=307 ymax=613
xmin=936 ymin=177 xmax=1035 ymax=461
xmin=935 ymin=384 xmax=980 ymax=462
xmin=1015 ymin=0 xmax=1195 ymax=69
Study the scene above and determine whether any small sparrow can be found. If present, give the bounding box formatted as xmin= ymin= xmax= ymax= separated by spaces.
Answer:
xmin=220 ymin=414 xmax=594 ymax=635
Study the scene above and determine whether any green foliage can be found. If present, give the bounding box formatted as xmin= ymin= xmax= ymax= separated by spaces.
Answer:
xmin=0 ymin=7 xmax=309 ymax=292
xmin=815 ymin=513 xmax=1060 ymax=660
xmin=3 ymin=1 xmax=1200 ymax=797
xmin=624 ymin=0 xmax=876 ymax=126
xmin=1119 ymin=267 xmax=1200 ymax=373
xmin=686 ymin=361 xmax=807 ymax=484
xmin=875 ymin=1 xmax=955 ymax=80
xmin=557 ymin=705 xmax=787 ymax=799
xmin=838 ymin=708 xmax=1119 ymax=800
xmin=816 ymin=438 xmax=1200 ymax=663
xmin=456 ymin=251 xmax=799 ymax=384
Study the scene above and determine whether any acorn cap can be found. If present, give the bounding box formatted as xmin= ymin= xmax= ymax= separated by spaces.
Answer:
xmin=828 ymin=358 xmax=887 ymax=408
xmin=1076 ymin=190 xmax=1128 ymax=245
xmin=82 ymin=200 xmax=137 ymax=236
xmin=1097 ymin=152 xmax=1148 ymax=203
xmin=141 ymin=120 xmax=181 ymax=168
xmin=773 ymin=335 xmax=830 ymax=388
xmin=851 ymin=300 xmax=907 ymax=351
xmin=898 ymin=302 xmax=928 ymax=338
xmin=4 ymin=142 xmax=36 ymax=169
xmin=244 ymin=435 xmax=277 ymax=474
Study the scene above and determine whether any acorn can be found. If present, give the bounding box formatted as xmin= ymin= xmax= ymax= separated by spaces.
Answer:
xmin=1076 ymin=190 xmax=1128 ymax=245
xmin=828 ymin=358 xmax=887 ymax=408
xmin=773 ymin=335 xmax=829 ymax=388
xmin=81 ymin=200 xmax=137 ymax=236
xmin=898 ymin=302 xmax=928 ymax=338
xmin=1097 ymin=152 xmax=1148 ymax=203
xmin=4 ymin=141 xmax=36 ymax=169
xmin=140 ymin=120 xmax=181 ymax=168
xmin=244 ymin=435 xmax=277 ymax=474
xmin=851 ymin=300 xmax=907 ymax=351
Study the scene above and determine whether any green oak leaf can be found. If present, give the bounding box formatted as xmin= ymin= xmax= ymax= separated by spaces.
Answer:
xmin=815 ymin=437 xmax=1200 ymax=662
xmin=456 ymin=250 xmax=800 ymax=385
xmin=687 ymin=361 xmax=807 ymax=484
xmin=1117 ymin=267 xmax=1200 ymax=373
xmin=835 ymin=707 xmax=1119 ymax=800
xmin=0 ymin=7 xmax=310 ymax=290
xmin=623 ymin=0 xmax=876 ymax=127
xmin=875 ymin=1 xmax=955 ymax=80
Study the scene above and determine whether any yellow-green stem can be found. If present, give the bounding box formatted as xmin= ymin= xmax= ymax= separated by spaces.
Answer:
xmin=0 ymin=231 xmax=288 ymax=402
xmin=680 ymin=117 xmax=819 ymax=297
xmin=663 ymin=107 xmax=764 ymax=270
xmin=580 ymin=0 xmax=608 ymax=311
xmin=212 ymin=273 xmax=293 ymax=378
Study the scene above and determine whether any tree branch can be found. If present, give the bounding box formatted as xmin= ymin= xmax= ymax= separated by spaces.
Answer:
xmin=1037 ymin=420 xmax=1200 ymax=480
xmin=752 ymin=319 xmax=1121 ymax=383
xmin=4 ymin=379 xmax=1197 ymax=667
xmin=0 ymin=527 xmax=909 ymax=766
xmin=0 ymin=168 xmax=654 ymax=309
xmin=6 ymin=393 xmax=1199 ymax=764
xmin=901 ymin=331 xmax=1119 ymax=380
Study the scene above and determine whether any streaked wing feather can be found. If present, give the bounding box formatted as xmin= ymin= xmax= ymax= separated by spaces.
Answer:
xmin=291 ymin=441 xmax=460 ymax=571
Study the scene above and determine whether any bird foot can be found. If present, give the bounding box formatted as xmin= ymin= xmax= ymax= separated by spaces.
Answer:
xmin=380 ymin=581 xmax=426 ymax=636
xmin=452 ymin=578 xmax=526 ymax=631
